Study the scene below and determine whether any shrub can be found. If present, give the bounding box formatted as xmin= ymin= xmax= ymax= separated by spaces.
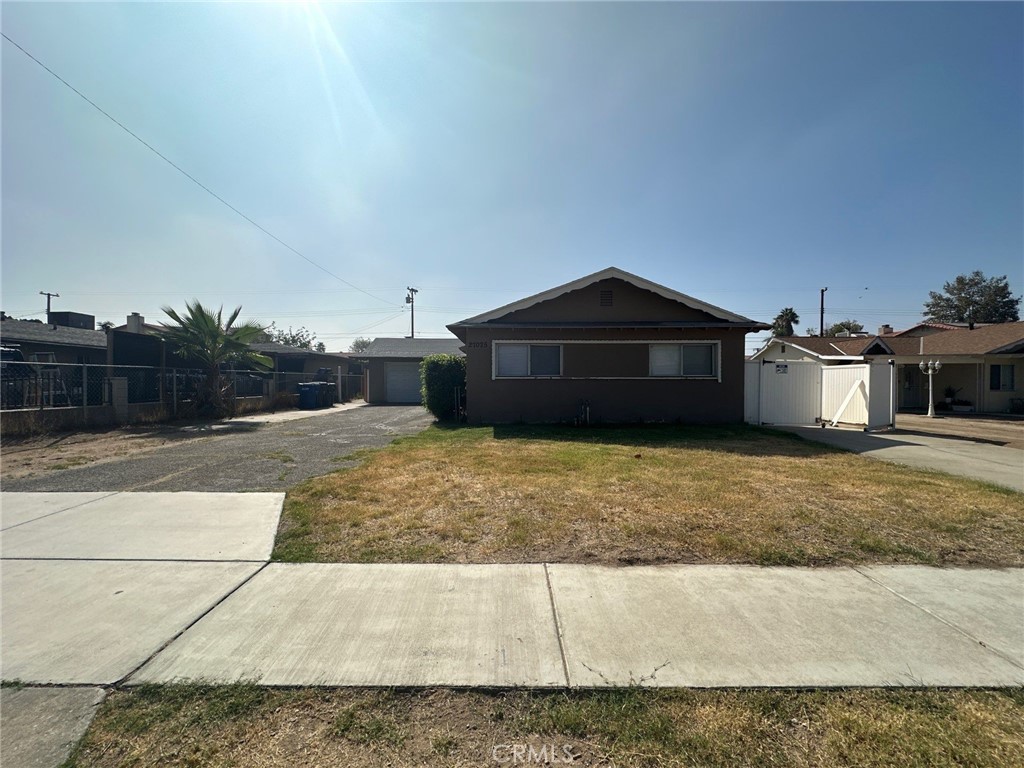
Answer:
xmin=420 ymin=354 xmax=466 ymax=421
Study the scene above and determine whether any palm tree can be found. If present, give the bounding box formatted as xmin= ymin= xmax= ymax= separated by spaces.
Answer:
xmin=159 ymin=300 xmax=271 ymax=417
xmin=771 ymin=307 xmax=800 ymax=337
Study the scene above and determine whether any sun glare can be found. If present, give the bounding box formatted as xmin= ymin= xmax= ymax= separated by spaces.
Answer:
xmin=293 ymin=0 xmax=384 ymax=144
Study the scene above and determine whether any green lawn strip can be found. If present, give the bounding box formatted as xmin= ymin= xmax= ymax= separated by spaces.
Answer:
xmin=272 ymin=424 xmax=1024 ymax=567
xmin=63 ymin=685 xmax=1024 ymax=768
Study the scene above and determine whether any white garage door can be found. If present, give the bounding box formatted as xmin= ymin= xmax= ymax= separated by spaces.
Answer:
xmin=385 ymin=362 xmax=421 ymax=403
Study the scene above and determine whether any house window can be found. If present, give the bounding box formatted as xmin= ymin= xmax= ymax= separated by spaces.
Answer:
xmin=495 ymin=344 xmax=562 ymax=377
xmin=990 ymin=364 xmax=1016 ymax=391
xmin=649 ymin=343 xmax=718 ymax=377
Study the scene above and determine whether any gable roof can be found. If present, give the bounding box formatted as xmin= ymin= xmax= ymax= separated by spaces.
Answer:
xmin=0 ymin=318 xmax=107 ymax=349
xmin=890 ymin=321 xmax=992 ymax=336
xmin=448 ymin=267 xmax=767 ymax=329
xmin=752 ymin=335 xmax=881 ymax=360
xmin=755 ymin=323 xmax=1024 ymax=360
xmin=360 ymin=337 xmax=464 ymax=359
xmin=919 ymin=321 xmax=1024 ymax=355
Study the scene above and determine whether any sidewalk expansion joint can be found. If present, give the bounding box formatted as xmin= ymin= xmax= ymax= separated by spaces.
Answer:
xmin=852 ymin=566 xmax=1024 ymax=671
xmin=113 ymin=560 xmax=271 ymax=688
xmin=0 ymin=491 xmax=121 ymax=532
xmin=543 ymin=563 xmax=572 ymax=687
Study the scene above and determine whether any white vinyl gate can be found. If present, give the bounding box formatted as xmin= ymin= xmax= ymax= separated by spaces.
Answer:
xmin=745 ymin=361 xmax=895 ymax=430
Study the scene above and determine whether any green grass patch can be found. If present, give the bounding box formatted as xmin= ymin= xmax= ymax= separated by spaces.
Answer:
xmin=261 ymin=451 xmax=294 ymax=463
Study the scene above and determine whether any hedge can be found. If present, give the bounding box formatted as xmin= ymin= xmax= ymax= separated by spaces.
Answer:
xmin=420 ymin=354 xmax=466 ymax=421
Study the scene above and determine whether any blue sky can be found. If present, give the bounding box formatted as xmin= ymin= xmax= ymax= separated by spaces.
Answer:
xmin=2 ymin=1 xmax=1021 ymax=353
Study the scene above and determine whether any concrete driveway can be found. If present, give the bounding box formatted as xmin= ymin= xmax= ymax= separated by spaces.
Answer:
xmin=782 ymin=426 xmax=1024 ymax=492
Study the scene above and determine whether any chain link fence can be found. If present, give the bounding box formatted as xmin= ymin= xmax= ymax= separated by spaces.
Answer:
xmin=0 ymin=361 xmax=362 ymax=414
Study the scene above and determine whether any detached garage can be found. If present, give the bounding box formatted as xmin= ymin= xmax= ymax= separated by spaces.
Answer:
xmin=361 ymin=337 xmax=465 ymax=405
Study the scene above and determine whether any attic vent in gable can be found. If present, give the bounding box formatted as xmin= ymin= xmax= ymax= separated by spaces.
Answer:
xmin=599 ymin=290 xmax=613 ymax=307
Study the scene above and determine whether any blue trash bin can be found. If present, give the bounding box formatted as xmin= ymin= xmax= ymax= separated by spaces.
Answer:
xmin=298 ymin=383 xmax=318 ymax=409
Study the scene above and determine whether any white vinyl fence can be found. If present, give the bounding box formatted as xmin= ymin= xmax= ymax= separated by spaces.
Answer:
xmin=745 ymin=360 xmax=895 ymax=430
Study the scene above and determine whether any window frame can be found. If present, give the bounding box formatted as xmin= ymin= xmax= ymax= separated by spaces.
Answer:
xmin=493 ymin=343 xmax=564 ymax=379
xmin=648 ymin=342 xmax=721 ymax=379
xmin=990 ymin=363 xmax=1016 ymax=392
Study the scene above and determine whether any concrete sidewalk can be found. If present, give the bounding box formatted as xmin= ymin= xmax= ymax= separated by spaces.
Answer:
xmin=3 ymin=491 xmax=1022 ymax=765
xmin=1 ymin=490 xmax=285 ymax=766
xmin=129 ymin=563 xmax=1023 ymax=688
xmin=782 ymin=426 xmax=1024 ymax=492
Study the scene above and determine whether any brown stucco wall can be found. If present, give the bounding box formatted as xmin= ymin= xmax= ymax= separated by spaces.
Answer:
xmin=462 ymin=326 xmax=748 ymax=424
xmin=364 ymin=359 xmax=387 ymax=404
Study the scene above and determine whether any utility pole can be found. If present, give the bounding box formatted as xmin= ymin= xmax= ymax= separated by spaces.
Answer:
xmin=405 ymin=287 xmax=418 ymax=338
xmin=40 ymin=290 xmax=60 ymax=318
xmin=819 ymin=287 xmax=828 ymax=337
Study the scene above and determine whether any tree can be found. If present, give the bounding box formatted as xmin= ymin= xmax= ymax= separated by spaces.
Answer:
xmin=825 ymin=319 xmax=865 ymax=337
xmin=348 ymin=337 xmax=373 ymax=354
xmin=159 ymin=300 xmax=271 ymax=418
xmin=923 ymin=271 xmax=1020 ymax=324
xmin=258 ymin=323 xmax=322 ymax=350
xmin=771 ymin=308 xmax=800 ymax=337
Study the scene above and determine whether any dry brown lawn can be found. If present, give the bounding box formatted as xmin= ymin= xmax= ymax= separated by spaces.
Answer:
xmin=273 ymin=424 xmax=1024 ymax=566
xmin=65 ymin=685 xmax=1024 ymax=768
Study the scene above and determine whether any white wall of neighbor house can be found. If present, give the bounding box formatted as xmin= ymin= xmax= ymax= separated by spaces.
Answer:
xmin=981 ymin=356 xmax=1021 ymax=413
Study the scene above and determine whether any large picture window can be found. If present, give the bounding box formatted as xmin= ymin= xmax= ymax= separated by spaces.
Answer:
xmin=495 ymin=344 xmax=562 ymax=377
xmin=649 ymin=343 xmax=718 ymax=377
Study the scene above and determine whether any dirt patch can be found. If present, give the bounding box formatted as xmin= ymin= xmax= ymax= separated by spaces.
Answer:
xmin=0 ymin=426 xmax=210 ymax=481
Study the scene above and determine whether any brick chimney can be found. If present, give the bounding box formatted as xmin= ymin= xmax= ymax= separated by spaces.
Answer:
xmin=878 ymin=324 xmax=894 ymax=335
xmin=126 ymin=312 xmax=145 ymax=334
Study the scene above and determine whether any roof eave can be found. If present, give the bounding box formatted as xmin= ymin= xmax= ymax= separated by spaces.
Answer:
xmin=451 ymin=266 xmax=761 ymax=326
xmin=448 ymin=321 xmax=769 ymax=330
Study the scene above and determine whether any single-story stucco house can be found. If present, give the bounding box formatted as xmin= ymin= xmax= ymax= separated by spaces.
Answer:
xmin=360 ymin=337 xmax=465 ymax=404
xmin=447 ymin=267 xmax=769 ymax=424
xmin=0 ymin=315 xmax=107 ymax=364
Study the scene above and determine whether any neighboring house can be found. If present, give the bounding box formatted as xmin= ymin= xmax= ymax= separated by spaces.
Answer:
xmin=248 ymin=342 xmax=353 ymax=376
xmin=752 ymin=322 xmax=1024 ymax=413
xmin=0 ymin=315 xmax=107 ymax=364
xmin=360 ymin=337 xmax=465 ymax=404
xmin=110 ymin=312 xmax=353 ymax=374
xmin=446 ymin=267 xmax=769 ymax=424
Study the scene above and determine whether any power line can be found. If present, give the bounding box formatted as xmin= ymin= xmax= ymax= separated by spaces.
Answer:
xmin=1 ymin=32 xmax=395 ymax=307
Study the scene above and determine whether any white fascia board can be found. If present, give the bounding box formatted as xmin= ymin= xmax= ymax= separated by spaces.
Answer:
xmin=451 ymin=266 xmax=757 ymax=326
